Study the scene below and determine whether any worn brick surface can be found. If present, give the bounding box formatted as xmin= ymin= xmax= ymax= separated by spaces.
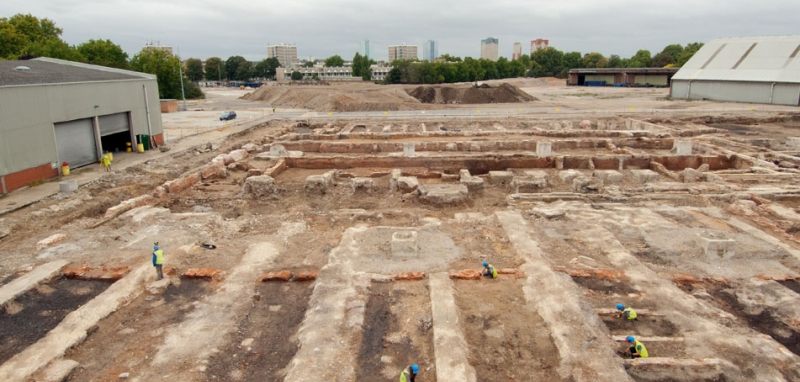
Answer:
xmin=449 ymin=269 xmax=481 ymax=280
xmin=163 ymin=173 xmax=201 ymax=194
xmin=260 ymin=271 xmax=292 ymax=282
xmin=183 ymin=268 xmax=222 ymax=280
xmin=394 ymin=272 xmax=425 ymax=281
xmin=36 ymin=234 xmax=67 ymax=250
xmin=553 ymin=266 xmax=626 ymax=280
xmin=63 ymin=266 xmax=130 ymax=281
xmin=294 ymin=270 xmax=317 ymax=281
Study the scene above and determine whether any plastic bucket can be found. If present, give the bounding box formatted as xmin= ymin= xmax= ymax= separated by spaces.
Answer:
xmin=137 ymin=143 xmax=145 ymax=153
xmin=61 ymin=162 xmax=70 ymax=176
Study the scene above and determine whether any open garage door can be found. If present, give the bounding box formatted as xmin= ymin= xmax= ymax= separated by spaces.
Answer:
xmin=54 ymin=118 xmax=97 ymax=168
xmin=98 ymin=113 xmax=130 ymax=136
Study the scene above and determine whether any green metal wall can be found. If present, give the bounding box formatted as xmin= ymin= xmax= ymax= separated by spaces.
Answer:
xmin=0 ymin=79 xmax=162 ymax=176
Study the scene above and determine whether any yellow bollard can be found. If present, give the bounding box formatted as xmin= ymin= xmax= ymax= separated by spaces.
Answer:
xmin=61 ymin=162 xmax=70 ymax=176
xmin=137 ymin=143 xmax=145 ymax=153
xmin=126 ymin=142 xmax=132 ymax=153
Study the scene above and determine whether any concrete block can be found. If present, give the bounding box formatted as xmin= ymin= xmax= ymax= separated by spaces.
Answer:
xmin=630 ymin=169 xmax=660 ymax=184
xmin=36 ymin=233 xmax=67 ymax=250
xmin=445 ymin=143 xmax=458 ymax=151
xmin=561 ymin=120 xmax=573 ymax=129
xmin=270 ymin=144 xmax=289 ymax=157
xmin=572 ymin=176 xmax=603 ymax=193
xmin=163 ymin=173 xmax=201 ymax=194
xmin=243 ymin=175 xmax=276 ymax=198
xmin=351 ymin=177 xmax=374 ymax=193
xmin=242 ymin=143 xmax=258 ymax=152
xmin=403 ymin=143 xmax=416 ymax=157
xmin=593 ymin=170 xmax=623 ymax=184
xmin=579 ymin=120 xmax=592 ymax=129
xmin=488 ymin=171 xmax=514 ymax=186
xmin=418 ymin=184 xmax=469 ymax=205
xmin=683 ymin=168 xmax=703 ymax=183
xmin=558 ymin=169 xmax=582 ymax=184
xmin=37 ymin=358 xmax=79 ymax=382
xmin=536 ymin=141 xmax=552 ymax=157
xmin=460 ymin=176 xmax=484 ymax=191
xmin=396 ymin=176 xmax=419 ymax=193
xmin=304 ymin=174 xmax=331 ymax=194
xmin=58 ymin=180 xmax=78 ymax=193
xmin=696 ymin=234 xmax=735 ymax=260
xmin=201 ymin=162 xmax=227 ymax=180
xmin=294 ymin=271 xmax=317 ymax=281
xmin=673 ymin=140 xmax=692 ymax=155
xmin=391 ymin=231 xmax=418 ymax=258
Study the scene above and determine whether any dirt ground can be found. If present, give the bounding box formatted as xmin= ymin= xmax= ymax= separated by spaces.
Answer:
xmin=2 ymin=80 xmax=800 ymax=382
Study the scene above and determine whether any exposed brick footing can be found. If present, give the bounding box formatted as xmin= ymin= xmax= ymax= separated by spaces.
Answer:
xmin=261 ymin=271 xmax=292 ymax=281
xmin=2 ymin=163 xmax=59 ymax=193
xmin=393 ymin=272 xmax=426 ymax=281
xmin=183 ymin=268 xmax=222 ymax=280
xmin=62 ymin=266 xmax=130 ymax=281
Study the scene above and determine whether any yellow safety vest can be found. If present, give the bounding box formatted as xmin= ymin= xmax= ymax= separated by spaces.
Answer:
xmin=399 ymin=369 xmax=410 ymax=382
xmin=488 ymin=264 xmax=498 ymax=278
xmin=101 ymin=155 xmax=111 ymax=166
xmin=153 ymin=249 xmax=164 ymax=265
xmin=634 ymin=340 xmax=649 ymax=358
xmin=623 ymin=307 xmax=637 ymax=320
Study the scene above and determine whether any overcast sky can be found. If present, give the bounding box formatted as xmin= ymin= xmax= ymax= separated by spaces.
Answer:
xmin=3 ymin=0 xmax=799 ymax=62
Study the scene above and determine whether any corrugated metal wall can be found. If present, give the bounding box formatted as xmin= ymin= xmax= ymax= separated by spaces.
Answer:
xmin=671 ymin=80 xmax=799 ymax=106
xmin=585 ymin=74 xmax=615 ymax=83
xmin=0 ymin=79 xmax=162 ymax=176
xmin=632 ymin=75 xmax=668 ymax=86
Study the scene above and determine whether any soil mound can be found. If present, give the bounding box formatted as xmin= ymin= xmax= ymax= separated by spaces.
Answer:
xmin=407 ymin=83 xmax=538 ymax=104
xmin=242 ymin=83 xmax=430 ymax=112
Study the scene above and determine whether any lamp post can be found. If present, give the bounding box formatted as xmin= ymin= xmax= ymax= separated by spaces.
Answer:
xmin=178 ymin=61 xmax=187 ymax=111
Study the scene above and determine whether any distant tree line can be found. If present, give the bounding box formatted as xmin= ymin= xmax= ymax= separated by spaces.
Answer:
xmin=384 ymin=43 xmax=703 ymax=84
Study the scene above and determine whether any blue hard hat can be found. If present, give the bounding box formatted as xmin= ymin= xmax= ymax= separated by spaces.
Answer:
xmin=616 ymin=303 xmax=624 ymax=310
xmin=411 ymin=364 xmax=419 ymax=373
xmin=483 ymin=261 xmax=488 ymax=267
xmin=154 ymin=245 xmax=159 ymax=250
xmin=626 ymin=335 xmax=635 ymax=342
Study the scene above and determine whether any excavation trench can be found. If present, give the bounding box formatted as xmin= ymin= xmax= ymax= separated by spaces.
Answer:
xmin=356 ymin=281 xmax=436 ymax=382
xmin=453 ymin=278 xmax=560 ymax=382
xmin=202 ymin=281 xmax=314 ymax=381
xmin=0 ymin=277 xmax=112 ymax=365
xmin=65 ymin=278 xmax=213 ymax=381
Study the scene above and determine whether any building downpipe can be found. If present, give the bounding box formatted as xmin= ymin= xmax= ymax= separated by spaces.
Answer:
xmin=143 ymin=84 xmax=153 ymax=139
xmin=769 ymin=82 xmax=776 ymax=104
xmin=687 ymin=80 xmax=692 ymax=99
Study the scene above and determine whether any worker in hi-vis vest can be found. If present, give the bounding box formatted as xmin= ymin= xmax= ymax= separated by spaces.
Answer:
xmin=399 ymin=364 xmax=418 ymax=382
xmin=152 ymin=242 xmax=164 ymax=280
xmin=480 ymin=261 xmax=498 ymax=279
xmin=626 ymin=336 xmax=649 ymax=358
xmin=616 ymin=303 xmax=638 ymax=321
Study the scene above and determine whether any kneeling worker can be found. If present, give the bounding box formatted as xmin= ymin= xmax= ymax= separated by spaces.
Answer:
xmin=616 ymin=303 xmax=638 ymax=321
xmin=626 ymin=335 xmax=649 ymax=358
xmin=480 ymin=261 xmax=498 ymax=279
xmin=399 ymin=364 xmax=419 ymax=382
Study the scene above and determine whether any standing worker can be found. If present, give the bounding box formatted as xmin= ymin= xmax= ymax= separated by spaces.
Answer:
xmin=625 ymin=336 xmax=648 ymax=358
xmin=399 ymin=364 xmax=419 ymax=382
xmin=100 ymin=152 xmax=112 ymax=172
xmin=616 ymin=303 xmax=638 ymax=321
xmin=272 ymin=105 xmax=276 ymax=113
xmin=480 ymin=261 xmax=498 ymax=279
xmin=152 ymin=242 xmax=164 ymax=280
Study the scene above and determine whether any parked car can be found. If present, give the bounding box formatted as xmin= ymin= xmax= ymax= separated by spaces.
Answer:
xmin=220 ymin=111 xmax=237 ymax=121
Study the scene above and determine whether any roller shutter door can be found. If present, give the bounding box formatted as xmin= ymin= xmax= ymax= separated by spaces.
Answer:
xmin=98 ymin=112 xmax=130 ymax=136
xmin=54 ymin=118 xmax=97 ymax=168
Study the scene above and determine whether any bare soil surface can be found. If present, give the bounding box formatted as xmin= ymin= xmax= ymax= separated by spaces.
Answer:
xmin=408 ymin=83 xmax=537 ymax=104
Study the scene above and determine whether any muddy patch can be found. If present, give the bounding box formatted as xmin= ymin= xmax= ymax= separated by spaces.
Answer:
xmin=0 ymin=277 xmax=112 ymax=364
xmin=202 ymin=282 xmax=314 ymax=381
xmin=571 ymin=276 xmax=639 ymax=295
xmin=66 ymin=278 xmax=213 ymax=381
xmin=356 ymin=281 xmax=436 ymax=382
xmin=602 ymin=316 xmax=679 ymax=337
xmin=454 ymin=279 xmax=560 ymax=382
xmin=777 ymin=280 xmax=800 ymax=295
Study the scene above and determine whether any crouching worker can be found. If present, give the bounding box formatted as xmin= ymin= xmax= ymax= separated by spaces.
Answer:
xmin=399 ymin=364 xmax=419 ymax=382
xmin=480 ymin=261 xmax=498 ymax=279
xmin=616 ymin=303 xmax=638 ymax=321
xmin=626 ymin=335 xmax=648 ymax=359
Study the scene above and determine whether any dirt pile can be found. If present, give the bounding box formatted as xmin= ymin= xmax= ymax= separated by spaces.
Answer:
xmin=242 ymin=83 xmax=432 ymax=112
xmin=407 ymin=83 xmax=538 ymax=104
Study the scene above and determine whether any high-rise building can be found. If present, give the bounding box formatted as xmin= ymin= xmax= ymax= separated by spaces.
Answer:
xmin=267 ymin=44 xmax=298 ymax=67
xmin=388 ymin=44 xmax=418 ymax=61
xmin=423 ymin=40 xmax=439 ymax=61
xmin=143 ymin=41 xmax=173 ymax=55
xmin=530 ymin=39 xmax=549 ymax=53
xmin=512 ymin=42 xmax=522 ymax=60
xmin=360 ymin=39 xmax=371 ymax=58
xmin=480 ymin=37 xmax=499 ymax=61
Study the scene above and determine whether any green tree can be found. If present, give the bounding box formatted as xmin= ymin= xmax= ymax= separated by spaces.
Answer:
xmin=606 ymin=54 xmax=622 ymax=68
xmin=530 ymin=47 xmax=564 ymax=77
xmin=290 ymin=70 xmax=303 ymax=80
xmin=253 ymin=57 xmax=280 ymax=79
xmin=562 ymin=51 xmax=582 ymax=70
xmin=582 ymin=52 xmax=608 ymax=69
xmin=77 ymin=39 xmax=128 ymax=69
xmin=660 ymin=44 xmax=684 ymax=62
xmin=204 ymin=57 xmax=223 ymax=82
xmin=27 ymin=37 xmax=84 ymax=61
xmin=385 ymin=68 xmax=402 ymax=84
xmin=130 ymin=48 xmax=203 ymax=99
xmin=0 ymin=21 xmax=26 ymax=58
xmin=628 ymin=50 xmax=652 ymax=68
xmin=517 ymin=54 xmax=531 ymax=70
xmin=225 ymin=56 xmax=247 ymax=80
xmin=185 ymin=58 xmax=204 ymax=81
xmin=324 ymin=54 xmax=344 ymax=67
xmin=352 ymin=52 xmax=364 ymax=77
xmin=439 ymin=54 xmax=462 ymax=62
xmin=235 ymin=60 xmax=253 ymax=81
xmin=651 ymin=52 xmax=674 ymax=67
xmin=301 ymin=60 xmax=315 ymax=67
xmin=676 ymin=42 xmax=703 ymax=66
xmin=0 ymin=14 xmax=83 ymax=61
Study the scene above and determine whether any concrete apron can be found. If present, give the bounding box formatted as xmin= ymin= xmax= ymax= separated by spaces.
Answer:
xmin=0 ymin=263 xmax=151 ymax=382
xmin=142 ymin=242 xmax=280 ymax=380
xmin=284 ymin=226 xmax=369 ymax=382
xmin=495 ymin=210 xmax=633 ymax=382
xmin=0 ymin=260 xmax=68 ymax=307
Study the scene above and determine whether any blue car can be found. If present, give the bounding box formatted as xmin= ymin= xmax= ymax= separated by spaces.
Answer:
xmin=220 ymin=111 xmax=237 ymax=121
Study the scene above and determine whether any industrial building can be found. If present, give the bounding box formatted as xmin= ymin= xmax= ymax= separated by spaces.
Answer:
xmin=480 ymin=37 xmax=499 ymax=61
xmin=567 ymin=67 xmax=680 ymax=87
xmin=388 ymin=45 xmax=418 ymax=62
xmin=670 ymin=35 xmax=800 ymax=106
xmin=0 ymin=58 xmax=163 ymax=194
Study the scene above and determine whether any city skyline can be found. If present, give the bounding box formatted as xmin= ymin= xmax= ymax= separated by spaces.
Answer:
xmin=3 ymin=0 xmax=798 ymax=62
